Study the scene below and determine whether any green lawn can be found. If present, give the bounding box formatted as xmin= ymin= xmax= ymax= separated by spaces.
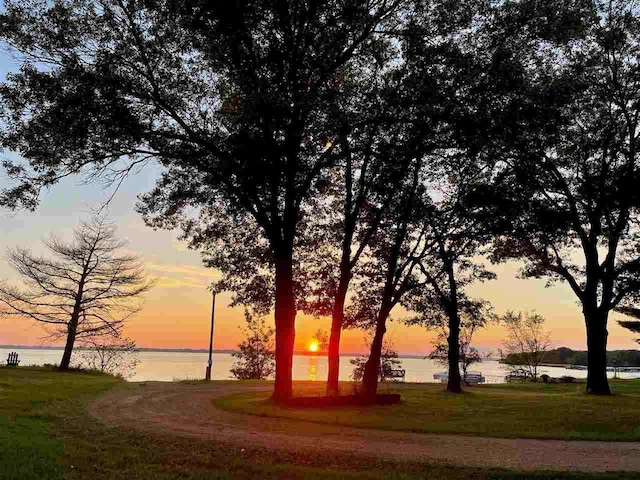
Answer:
xmin=214 ymin=380 xmax=640 ymax=441
xmin=2 ymin=367 xmax=639 ymax=480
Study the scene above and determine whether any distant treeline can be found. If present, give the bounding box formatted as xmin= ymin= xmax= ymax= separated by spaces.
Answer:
xmin=502 ymin=347 xmax=640 ymax=367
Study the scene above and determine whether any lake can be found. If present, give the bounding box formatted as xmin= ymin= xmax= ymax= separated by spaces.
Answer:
xmin=3 ymin=347 xmax=639 ymax=383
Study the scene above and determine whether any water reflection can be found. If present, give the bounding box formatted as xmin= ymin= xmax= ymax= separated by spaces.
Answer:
xmin=307 ymin=355 xmax=318 ymax=381
xmin=8 ymin=348 xmax=640 ymax=383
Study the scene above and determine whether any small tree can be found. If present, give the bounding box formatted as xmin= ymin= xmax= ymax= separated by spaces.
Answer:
xmin=230 ymin=311 xmax=276 ymax=380
xmin=499 ymin=311 xmax=552 ymax=380
xmin=351 ymin=335 xmax=402 ymax=382
xmin=75 ymin=336 xmax=140 ymax=379
xmin=0 ymin=217 xmax=153 ymax=370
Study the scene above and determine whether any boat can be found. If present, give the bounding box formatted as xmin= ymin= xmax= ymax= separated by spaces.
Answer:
xmin=433 ymin=371 xmax=486 ymax=385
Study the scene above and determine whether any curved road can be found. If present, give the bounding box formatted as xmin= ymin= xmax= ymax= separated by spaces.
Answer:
xmin=89 ymin=382 xmax=640 ymax=473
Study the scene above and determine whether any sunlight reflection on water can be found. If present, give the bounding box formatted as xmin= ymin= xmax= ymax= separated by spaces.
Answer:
xmin=306 ymin=356 xmax=318 ymax=381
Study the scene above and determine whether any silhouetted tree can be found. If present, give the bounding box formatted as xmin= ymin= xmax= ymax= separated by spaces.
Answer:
xmin=0 ymin=218 xmax=152 ymax=370
xmin=345 ymin=156 xmax=430 ymax=400
xmin=381 ymin=0 xmax=507 ymax=394
xmin=482 ymin=1 xmax=640 ymax=394
xmin=0 ymin=0 xmax=402 ymax=401
xmin=400 ymin=158 xmax=496 ymax=393
xmin=298 ymin=68 xmax=416 ymax=395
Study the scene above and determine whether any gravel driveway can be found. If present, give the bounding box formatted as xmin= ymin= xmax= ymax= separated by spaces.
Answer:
xmin=88 ymin=381 xmax=640 ymax=473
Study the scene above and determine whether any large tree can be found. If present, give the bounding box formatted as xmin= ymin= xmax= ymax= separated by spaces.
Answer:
xmin=0 ymin=0 xmax=401 ymax=400
xmin=376 ymin=0 xmax=499 ymax=394
xmin=298 ymin=69 xmax=413 ymax=395
xmin=0 ymin=218 xmax=152 ymax=370
xmin=346 ymin=155 xmax=430 ymax=400
xmin=483 ymin=0 xmax=640 ymax=394
xmin=401 ymin=157 xmax=496 ymax=393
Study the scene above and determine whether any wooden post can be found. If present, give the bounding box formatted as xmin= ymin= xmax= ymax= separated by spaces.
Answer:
xmin=205 ymin=291 xmax=216 ymax=381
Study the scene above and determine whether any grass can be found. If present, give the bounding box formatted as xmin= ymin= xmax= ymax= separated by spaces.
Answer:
xmin=214 ymin=379 xmax=640 ymax=442
xmin=1 ymin=367 xmax=640 ymax=479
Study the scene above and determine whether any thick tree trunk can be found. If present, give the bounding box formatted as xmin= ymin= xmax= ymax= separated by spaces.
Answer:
xmin=444 ymin=261 xmax=462 ymax=393
xmin=362 ymin=323 xmax=384 ymax=401
xmin=326 ymin=278 xmax=348 ymax=396
xmin=362 ymin=306 xmax=390 ymax=402
xmin=272 ymin=253 xmax=296 ymax=403
xmin=585 ymin=308 xmax=611 ymax=395
xmin=59 ymin=314 xmax=79 ymax=371
xmin=447 ymin=311 xmax=462 ymax=393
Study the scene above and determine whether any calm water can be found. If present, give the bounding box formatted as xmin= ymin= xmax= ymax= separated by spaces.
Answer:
xmin=4 ymin=347 xmax=640 ymax=383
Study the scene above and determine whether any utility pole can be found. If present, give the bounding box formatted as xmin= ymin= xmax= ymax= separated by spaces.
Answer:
xmin=205 ymin=290 xmax=216 ymax=381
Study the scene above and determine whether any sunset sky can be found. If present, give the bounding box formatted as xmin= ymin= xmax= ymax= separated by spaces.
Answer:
xmin=1 ymin=162 xmax=638 ymax=355
xmin=0 ymin=56 xmax=637 ymax=356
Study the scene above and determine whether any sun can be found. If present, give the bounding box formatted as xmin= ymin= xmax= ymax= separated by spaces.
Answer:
xmin=308 ymin=341 xmax=319 ymax=353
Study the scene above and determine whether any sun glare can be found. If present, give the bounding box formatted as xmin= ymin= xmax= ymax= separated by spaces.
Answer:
xmin=308 ymin=341 xmax=319 ymax=353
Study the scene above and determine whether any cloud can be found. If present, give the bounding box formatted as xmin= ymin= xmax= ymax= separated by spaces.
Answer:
xmin=145 ymin=262 xmax=221 ymax=289
xmin=172 ymin=239 xmax=192 ymax=252
xmin=146 ymin=262 xmax=220 ymax=278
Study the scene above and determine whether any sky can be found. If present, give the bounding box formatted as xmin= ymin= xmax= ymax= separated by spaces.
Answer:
xmin=0 ymin=156 xmax=638 ymax=355
xmin=0 ymin=52 xmax=638 ymax=356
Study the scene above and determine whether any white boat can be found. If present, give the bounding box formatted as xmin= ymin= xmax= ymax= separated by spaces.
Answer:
xmin=433 ymin=371 xmax=486 ymax=385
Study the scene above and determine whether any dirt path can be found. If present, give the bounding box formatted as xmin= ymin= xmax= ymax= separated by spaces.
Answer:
xmin=89 ymin=381 xmax=640 ymax=473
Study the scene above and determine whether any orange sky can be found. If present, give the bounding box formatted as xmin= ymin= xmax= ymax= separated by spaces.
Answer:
xmin=0 ymin=174 xmax=639 ymax=355
xmin=3 ymin=250 xmax=639 ymax=355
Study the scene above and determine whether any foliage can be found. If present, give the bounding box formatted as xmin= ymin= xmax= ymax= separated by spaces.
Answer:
xmin=615 ymin=306 xmax=640 ymax=343
xmin=350 ymin=335 xmax=403 ymax=382
xmin=499 ymin=311 xmax=552 ymax=379
xmin=230 ymin=311 xmax=275 ymax=380
xmin=312 ymin=329 xmax=329 ymax=352
xmin=74 ymin=336 xmax=140 ymax=379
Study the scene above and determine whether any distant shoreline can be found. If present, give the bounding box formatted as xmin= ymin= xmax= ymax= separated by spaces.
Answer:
xmin=0 ymin=344 xmax=429 ymax=359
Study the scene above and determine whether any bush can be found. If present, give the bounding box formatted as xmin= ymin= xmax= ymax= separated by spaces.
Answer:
xmin=230 ymin=310 xmax=275 ymax=380
xmin=75 ymin=336 xmax=140 ymax=379
xmin=350 ymin=336 xmax=402 ymax=382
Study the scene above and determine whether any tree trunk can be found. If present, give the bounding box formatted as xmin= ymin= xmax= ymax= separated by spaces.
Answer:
xmin=326 ymin=278 xmax=348 ymax=396
xmin=362 ymin=306 xmax=390 ymax=402
xmin=444 ymin=260 xmax=462 ymax=393
xmin=272 ymin=252 xmax=296 ymax=403
xmin=447 ymin=310 xmax=463 ymax=393
xmin=59 ymin=314 xmax=79 ymax=371
xmin=585 ymin=308 xmax=611 ymax=395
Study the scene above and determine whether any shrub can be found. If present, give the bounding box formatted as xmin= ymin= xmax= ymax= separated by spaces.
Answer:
xmin=230 ymin=310 xmax=275 ymax=380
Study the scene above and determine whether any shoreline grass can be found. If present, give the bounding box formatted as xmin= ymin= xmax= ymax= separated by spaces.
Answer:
xmin=3 ymin=367 xmax=640 ymax=479
xmin=213 ymin=380 xmax=640 ymax=442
